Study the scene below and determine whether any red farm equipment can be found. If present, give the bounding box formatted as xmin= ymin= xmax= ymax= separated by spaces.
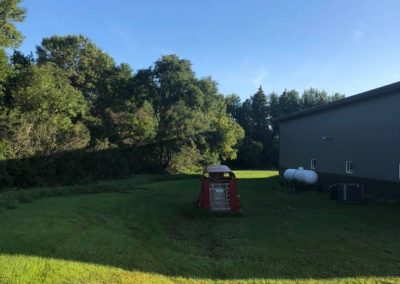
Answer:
xmin=198 ymin=165 xmax=241 ymax=212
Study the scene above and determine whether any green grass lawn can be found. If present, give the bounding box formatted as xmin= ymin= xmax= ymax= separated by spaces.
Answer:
xmin=0 ymin=170 xmax=399 ymax=283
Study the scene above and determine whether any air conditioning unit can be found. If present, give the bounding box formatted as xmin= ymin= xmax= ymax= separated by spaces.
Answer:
xmin=337 ymin=183 xmax=364 ymax=203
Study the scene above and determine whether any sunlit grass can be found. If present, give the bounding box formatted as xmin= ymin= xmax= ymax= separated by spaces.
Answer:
xmin=0 ymin=171 xmax=399 ymax=283
xmin=234 ymin=170 xmax=279 ymax=179
xmin=0 ymin=254 xmax=398 ymax=284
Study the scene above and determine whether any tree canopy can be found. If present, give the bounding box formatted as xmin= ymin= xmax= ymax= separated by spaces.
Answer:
xmin=0 ymin=2 xmax=346 ymax=186
xmin=133 ymin=55 xmax=244 ymax=172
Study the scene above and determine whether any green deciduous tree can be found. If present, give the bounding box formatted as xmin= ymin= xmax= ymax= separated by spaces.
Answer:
xmin=36 ymin=35 xmax=136 ymax=144
xmin=236 ymin=138 xmax=264 ymax=168
xmin=0 ymin=110 xmax=89 ymax=158
xmin=36 ymin=35 xmax=117 ymax=105
xmin=104 ymin=101 xmax=158 ymax=147
xmin=1 ymin=63 xmax=90 ymax=159
xmin=211 ymin=115 xmax=244 ymax=161
xmin=10 ymin=63 xmax=88 ymax=117
xmin=135 ymin=55 xmax=244 ymax=172
xmin=224 ymin=94 xmax=241 ymax=120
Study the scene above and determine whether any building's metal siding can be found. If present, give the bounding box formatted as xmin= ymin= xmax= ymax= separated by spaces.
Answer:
xmin=279 ymin=92 xmax=400 ymax=182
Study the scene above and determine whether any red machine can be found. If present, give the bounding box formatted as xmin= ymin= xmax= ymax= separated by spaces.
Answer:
xmin=198 ymin=165 xmax=241 ymax=212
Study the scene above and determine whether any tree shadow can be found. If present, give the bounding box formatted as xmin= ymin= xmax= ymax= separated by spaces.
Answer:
xmin=0 ymin=174 xmax=399 ymax=281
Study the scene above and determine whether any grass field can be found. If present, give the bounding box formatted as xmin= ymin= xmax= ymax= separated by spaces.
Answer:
xmin=0 ymin=170 xmax=399 ymax=283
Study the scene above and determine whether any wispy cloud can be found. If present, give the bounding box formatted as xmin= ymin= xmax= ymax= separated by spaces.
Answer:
xmin=111 ymin=25 xmax=136 ymax=45
xmin=158 ymin=47 xmax=176 ymax=55
xmin=251 ymin=68 xmax=267 ymax=88
xmin=351 ymin=29 xmax=364 ymax=42
xmin=110 ymin=24 xmax=175 ymax=58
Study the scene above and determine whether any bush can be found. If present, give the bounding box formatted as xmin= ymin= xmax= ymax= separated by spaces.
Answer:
xmin=0 ymin=145 xmax=161 ymax=189
xmin=15 ymin=192 xmax=32 ymax=203
xmin=0 ymin=192 xmax=18 ymax=209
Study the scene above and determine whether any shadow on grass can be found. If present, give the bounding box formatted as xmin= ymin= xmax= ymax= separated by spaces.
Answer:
xmin=0 ymin=174 xmax=399 ymax=281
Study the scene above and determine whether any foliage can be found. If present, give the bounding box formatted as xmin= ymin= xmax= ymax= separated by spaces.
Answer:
xmin=0 ymin=51 xmax=245 ymax=185
xmin=0 ymin=0 xmax=26 ymax=48
xmin=0 ymin=50 xmax=10 ymax=97
xmin=251 ymin=86 xmax=270 ymax=141
xmin=10 ymin=63 xmax=88 ymax=117
xmin=104 ymin=101 xmax=158 ymax=146
xmin=211 ymin=116 xmax=245 ymax=161
xmin=224 ymin=94 xmax=241 ymax=120
xmin=227 ymin=86 xmax=345 ymax=169
xmin=0 ymin=145 xmax=163 ymax=187
xmin=0 ymin=2 xmax=347 ymax=186
xmin=1 ymin=63 xmax=90 ymax=159
xmin=134 ymin=55 xmax=244 ymax=172
xmin=235 ymin=138 xmax=264 ymax=168
xmin=0 ymin=0 xmax=25 ymax=98
xmin=36 ymin=35 xmax=116 ymax=102
xmin=0 ymin=110 xmax=89 ymax=159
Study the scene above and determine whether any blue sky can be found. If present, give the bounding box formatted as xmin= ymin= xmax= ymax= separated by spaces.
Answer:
xmin=17 ymin=0 xmax=400 ymax=99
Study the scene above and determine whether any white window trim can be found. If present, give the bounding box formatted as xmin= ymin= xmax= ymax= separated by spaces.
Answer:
xmin=346 ymin=161 xmax=354 ymax=174
xmin=310 ymin=159 xmax=316 ymax=170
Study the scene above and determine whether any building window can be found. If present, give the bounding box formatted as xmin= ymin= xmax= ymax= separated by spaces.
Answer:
xmin=310 ymin=159 xmax=316 ymax=170
xmin=346 ymin=161 xmax=354 ymax=174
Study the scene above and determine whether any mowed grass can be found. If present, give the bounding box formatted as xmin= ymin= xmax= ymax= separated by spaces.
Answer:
xmin=0 ymin=171 xmax=399 ymax=283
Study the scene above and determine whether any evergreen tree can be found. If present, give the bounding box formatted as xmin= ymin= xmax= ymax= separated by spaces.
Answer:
xmin=301 ymin=88 xmax=329 ymax=109
xmin=0 ymin=0 xmax=26 ymax=98
xmin=251 ymin=86 xmax=270 ymax=142
xmin=269 ymin=92 xmax=280 ymax=136
xmin=278 ymin=89 xmax=301 ymax=115
xmin=0 ymin=0 xmax=26 ymax=48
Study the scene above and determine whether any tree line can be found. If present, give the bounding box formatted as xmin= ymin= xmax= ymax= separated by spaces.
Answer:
xmin=224 ymin=87 xmax=344 ymax=168
xmin=0 ymin=1 xmax=344 ymax=186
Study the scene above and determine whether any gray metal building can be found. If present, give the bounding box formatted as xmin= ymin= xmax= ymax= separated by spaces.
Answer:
xmin=278 ymin=82 xmax=400 ymax=196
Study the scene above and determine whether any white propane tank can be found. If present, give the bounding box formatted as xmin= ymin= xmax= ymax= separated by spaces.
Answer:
xmin=283 ymin=168 xmax=297 ymax=181
xmin=283 ymin=167 xmax=318 ymax=185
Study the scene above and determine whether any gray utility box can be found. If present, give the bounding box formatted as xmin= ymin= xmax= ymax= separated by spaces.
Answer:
xmin=338 ymin=183 xmax=364 ymax=203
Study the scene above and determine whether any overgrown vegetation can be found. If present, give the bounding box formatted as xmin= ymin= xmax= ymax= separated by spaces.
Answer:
xmin=0 ymin=171 xmax=399 ymax=283
xmin=0 ymin=1 xmax=344 ymax=187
